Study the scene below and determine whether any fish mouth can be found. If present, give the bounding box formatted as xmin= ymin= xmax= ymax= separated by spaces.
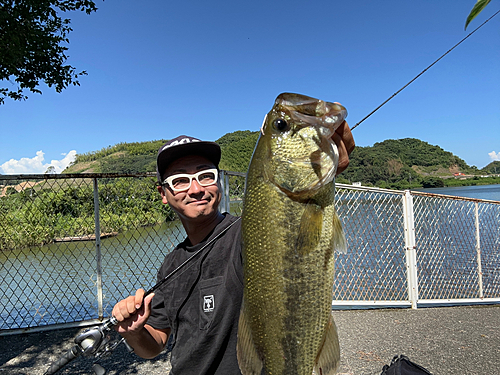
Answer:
xmin=265 ymin=93 xmax=346 ymax=199
xmin=262 ymin=94 xmax=347 ymax=138
xmin=277 ymin=93 xmax=347 ymax=138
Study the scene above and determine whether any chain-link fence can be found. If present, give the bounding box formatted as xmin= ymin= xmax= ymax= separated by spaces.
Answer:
xmin=1 ymin=174 xmax=499 ymax=334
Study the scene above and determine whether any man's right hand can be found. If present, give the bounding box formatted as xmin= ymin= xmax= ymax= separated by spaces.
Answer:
xmin=111 ymin=289 xmax=169 ymax=359
xmin=112 ymin=288 xmax=155 ymax=334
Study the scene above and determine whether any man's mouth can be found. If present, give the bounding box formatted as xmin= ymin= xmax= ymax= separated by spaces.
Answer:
xmin=187 ymin=197 xmax=211 ymax=205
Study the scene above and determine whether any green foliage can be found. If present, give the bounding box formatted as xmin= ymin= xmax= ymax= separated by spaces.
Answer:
xmin=421 ymin=177 xmax=445 ymax=188
xmin=371 ymin=138 xmax=469 ymax=169
xmin=0 ymin=0 xmax=99 ymax=104
xmin=66 ymin=133 xmax=495 ymax=191
xmin=217 ymin=130 xmax=256 ymax=147
xmin=465 ymin=0 xmax=492 ymax=30
xmin=3 ymin=131 xmax=500 ymax=250
xmin=217 ymin=131 xmax=259 ymax=172
xmin=340 ymin=138 xmax=474 ymax=188
xmin=5 ymin=186 xmax=17 ymax=195
xmin=70 ymin=133 xmax=261 ymax=174
xmin=99 ymin=155 xmax=156 ymax=174
xmin=74 ymin=140 xmax=168 ymax=164
xmin=482 ymin=160 xmax=500 ymax=174
xmin=0 ymin=177 xmax=172 ymax=251
xmin=75 ymin=144 xmax=126 ymax=163
xmin=444 ymin=175 xmax=500 ymax=187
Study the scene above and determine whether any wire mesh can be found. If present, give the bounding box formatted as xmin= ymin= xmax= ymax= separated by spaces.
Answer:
xmin=1 ymin=174 xmax=499 ymax=332
xmin=413 ymin=195 xmax=478 ymax=299
xmin=0 ymin=174 xmax=176 ymax=330
xmin=412 ymin=193 xmax=500 ymax=301
xmin=479 ymin=202 xmax=500 ymax=298
xmin=334 ymin=186 xmax=407 ymax=301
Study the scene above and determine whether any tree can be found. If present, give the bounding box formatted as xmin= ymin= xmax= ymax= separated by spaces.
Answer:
xmin=421 ymin=177 xmax=445 ymax=189
xmin=0 ymin=0 xmax=99 ymax=104
xmin=465 ymin=0 xmax=492 ymax=29
xmin=45 ymin=165 xmax=56 ymax=174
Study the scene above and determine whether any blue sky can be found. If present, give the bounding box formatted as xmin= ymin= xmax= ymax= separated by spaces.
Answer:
xmin=1 ymin=0 xmax=499 ymax=173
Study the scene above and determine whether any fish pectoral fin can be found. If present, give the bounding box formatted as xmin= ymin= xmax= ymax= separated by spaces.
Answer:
xmin=331 ymin=211 xmax=347 ymax=254
xmin=296 ymin=203 xmax=323 ymax=256
xmin=237 ymin=303 xmax=264 ymax=375
xmin=314 ymin=313 xmax=340 ymax=375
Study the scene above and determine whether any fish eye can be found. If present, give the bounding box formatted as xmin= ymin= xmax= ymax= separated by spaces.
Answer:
xmin=273 ymin=118 xmax=288 ymax=132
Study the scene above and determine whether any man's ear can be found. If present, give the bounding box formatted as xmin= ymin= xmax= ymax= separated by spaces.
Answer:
xmin=157 ymin=185 xmax=169 ymax=204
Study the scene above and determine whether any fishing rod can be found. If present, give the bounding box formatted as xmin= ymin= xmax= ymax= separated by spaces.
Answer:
xmin=44 ymin=217 xmax=241 ymax=375
xmin=351 ymin=9 xmax=500 ymax=131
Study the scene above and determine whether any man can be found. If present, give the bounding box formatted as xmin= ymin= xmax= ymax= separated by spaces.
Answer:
xmin=112 ymin=123 xmax=355 ymax=374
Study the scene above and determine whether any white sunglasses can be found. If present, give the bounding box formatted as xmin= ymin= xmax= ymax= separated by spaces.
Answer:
xmin=162 ymin=168 xmax=218 ymax=192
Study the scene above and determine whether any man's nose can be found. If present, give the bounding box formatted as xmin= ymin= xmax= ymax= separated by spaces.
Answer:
xmin=188 ymin=178 xmax=204 ymax=193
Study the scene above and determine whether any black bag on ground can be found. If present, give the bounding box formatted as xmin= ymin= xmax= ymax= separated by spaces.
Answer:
xmin=380 ymin=355 xmax=433 ymax=375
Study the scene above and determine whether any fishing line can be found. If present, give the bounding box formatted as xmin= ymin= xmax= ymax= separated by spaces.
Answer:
xmin=144 ymin=216 xmax=241 ymax=296
xmin=351 ymin=9 xmax=500 ymax=131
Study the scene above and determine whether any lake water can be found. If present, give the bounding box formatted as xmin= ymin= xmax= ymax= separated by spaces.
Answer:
xmin=0 ymin=221 xmax=186 ymax=330
xmin=413 ymin=184 xmax=500 ymax=202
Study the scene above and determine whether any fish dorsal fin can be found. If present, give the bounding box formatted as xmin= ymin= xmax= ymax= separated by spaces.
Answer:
xmin=237 ymin=300 xmax=264 ymax=375
xmin=296 ymin=203 xmax=323 ymax=256
xmin=313 ymin=312 xmax=340 ymax=375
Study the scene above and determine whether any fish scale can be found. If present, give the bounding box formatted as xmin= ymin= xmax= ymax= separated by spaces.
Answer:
xmin=237 ymin=93 xmax=347 ymax=375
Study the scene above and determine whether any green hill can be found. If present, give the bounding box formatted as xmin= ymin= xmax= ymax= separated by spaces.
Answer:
xmin=63 ymin=133 xmax=499 ymax=189
xmin=63 ymin=133 xmax=261 ymax=174
xmin=64 ymin=140 xmax=168 ymax=174
xmin=482 ymin=161 xmax=500 ymax=175
xmin=338 ymin=138 xmax=479 ymax=189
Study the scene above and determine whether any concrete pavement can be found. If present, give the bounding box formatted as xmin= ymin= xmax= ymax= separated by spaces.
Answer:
xmin=1 ymin=305 xmax=498 ymax=374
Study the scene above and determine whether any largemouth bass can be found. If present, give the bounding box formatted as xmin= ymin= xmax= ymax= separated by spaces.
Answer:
xmin=237 ymin=93 xmax=347 ymax=375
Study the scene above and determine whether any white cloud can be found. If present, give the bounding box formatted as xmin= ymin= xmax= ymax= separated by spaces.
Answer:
xmin=0 ymin=150 xmax=77 ymax=174
xmin=488 ymin=151 xmax=500 ymax=162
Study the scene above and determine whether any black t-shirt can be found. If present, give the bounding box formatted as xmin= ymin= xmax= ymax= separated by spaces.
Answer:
xmin=147 ymin=213 xmax=243 ymax=375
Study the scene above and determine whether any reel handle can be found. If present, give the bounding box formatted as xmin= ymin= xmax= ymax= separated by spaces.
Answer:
xmin=44 ymin=345 xmax=81 ymax=375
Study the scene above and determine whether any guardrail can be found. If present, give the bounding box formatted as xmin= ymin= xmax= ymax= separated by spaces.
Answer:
xmin=1 ymin=173 xmax=499 ymax=335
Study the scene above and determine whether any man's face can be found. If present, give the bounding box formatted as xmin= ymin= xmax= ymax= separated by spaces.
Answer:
xmin=159 ymin=154 xmax=221 ymax=221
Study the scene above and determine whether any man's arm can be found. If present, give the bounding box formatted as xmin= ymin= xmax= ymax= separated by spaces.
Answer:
xmin=112 ymin=289 xmax=170 ymax=359
xmin=121 ymin=324 xmax=170 ymax=359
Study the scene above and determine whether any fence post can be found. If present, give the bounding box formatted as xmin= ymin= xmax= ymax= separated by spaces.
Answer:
xmin=93 ymin=178 xmax=104 ymax=320
xmin=475 ymin=202 xmax=484 ymax=298
xmin=403 ymin=190 xmax=419 ymax=309
xmin=219 ymin=170 xmax=230 ymax=214
xmin=219 ymin=170 xmax=226 ymax=213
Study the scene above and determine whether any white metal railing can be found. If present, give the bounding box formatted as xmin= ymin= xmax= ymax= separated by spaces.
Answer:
xmin=331 ymin=183 xmax=500 ymax=309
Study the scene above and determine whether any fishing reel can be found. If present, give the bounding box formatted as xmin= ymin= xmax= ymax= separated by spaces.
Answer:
xmin=44 ymin=221 xmax=240 ymax=374
xmin=44 ymin=317 xmax=133 ymax=375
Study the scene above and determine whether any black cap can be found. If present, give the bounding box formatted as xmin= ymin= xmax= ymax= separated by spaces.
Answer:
xmin=156 ymin=135 xmax=221 ymax=183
